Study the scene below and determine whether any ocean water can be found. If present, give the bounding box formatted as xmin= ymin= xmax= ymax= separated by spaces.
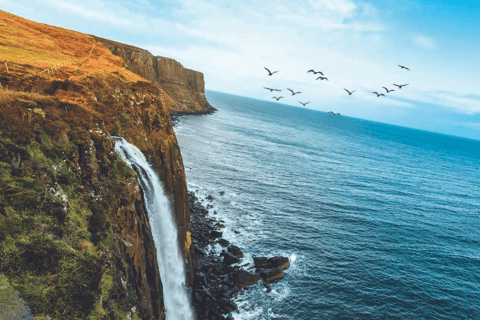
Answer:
xmin=174 ymin=90 xmax=480 ymax=320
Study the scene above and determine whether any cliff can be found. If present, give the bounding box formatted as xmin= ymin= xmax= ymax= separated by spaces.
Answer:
xmin=89 ymin=35 xmax=215 ymax=115
xmin=0 ymin=10 xmax=194 ymax=319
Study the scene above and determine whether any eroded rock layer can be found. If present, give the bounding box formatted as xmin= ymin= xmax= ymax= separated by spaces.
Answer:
xmin=90 ymin=35 xmax=215 ymax=114
xmin=0 ymin=9 xmax=194 ymax=319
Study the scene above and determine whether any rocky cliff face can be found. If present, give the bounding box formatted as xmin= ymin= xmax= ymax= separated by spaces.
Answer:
xmin=0 ymin=10 xmax=194 ymax=319
xmin=90 ymin=35 xmax=214 ymax=115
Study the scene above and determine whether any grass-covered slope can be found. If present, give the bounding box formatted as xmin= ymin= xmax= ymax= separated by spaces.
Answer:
xmin=0 ymin=10 xmax=192 ymax=320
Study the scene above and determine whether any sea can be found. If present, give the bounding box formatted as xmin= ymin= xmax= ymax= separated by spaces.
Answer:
xmin=174 ymin=90 xmax=480 ymax=320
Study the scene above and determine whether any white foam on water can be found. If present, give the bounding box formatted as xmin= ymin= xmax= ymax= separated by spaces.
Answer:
xmin=114 ymin=137 xmax=194 ymax=320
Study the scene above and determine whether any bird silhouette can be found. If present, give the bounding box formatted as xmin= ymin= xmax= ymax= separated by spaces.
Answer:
xmin=335 ymin=112 xmax=341 ymax=116
xmin=298 ymin=101 xmax=310 ymax=106
xmin=287 ymin=88 xmax=301 ymax=95
xmin=398 ymin=65 xmax=410 ymax=71
xmin=264 ymin=67 xmax=278 ymax=76
xmin=316 ymin=76 xmax=328 ymax=81
xmin=382 ymin=87 xmax=395 ymax=93
xmin=373 ymin=92 xmax=385 ymax=97
xmin=308 ymin=69 xmax=324 ymax=75
xmin=393 ymin=83 xmax=409 ymax=89
xmin=344 ymin=88 xmax=355 ymax=95
xmin=328 ymin=111 xmax=340 ymax=116
xmin=272 ymin=96 xmax=283 ymax=101
xmin=264 ymin=87 xmax=281 ymax=92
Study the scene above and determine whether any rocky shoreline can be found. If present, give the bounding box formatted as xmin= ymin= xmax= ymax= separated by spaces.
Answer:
xmin=188 ymin=191 xmax=290 ymax=320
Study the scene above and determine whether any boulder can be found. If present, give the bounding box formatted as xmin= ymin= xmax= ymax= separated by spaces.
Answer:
xmin=268 ymin=257 xmax=290 ymax=270
xmin=234 ymin=269 xmax=260 ymax=289
xmin=206 ymin=195 xmax=214 ymax=200
xmin=218 ymin=239 xmax=230 ymax=247
xmin=210 ymin=230 xmax=223 ymax=239
xmin=259 ymin=268 xmax=284 ymax=283
xmin=222 ymin=252 xmax=240 ymax=265
xmin=253 ymin=256 xmax=269 ymax=268
xmin=228 ymin=245 xmax=244 ymax=258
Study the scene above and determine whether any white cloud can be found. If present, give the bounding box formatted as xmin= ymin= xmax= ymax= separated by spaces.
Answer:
xmin=413 ymin=35 xmax=437 ymax=49
xmin=42 ymin=0 xmax=170 ymax=33
xmin=391 ymin=88 xmax=480 ymax=115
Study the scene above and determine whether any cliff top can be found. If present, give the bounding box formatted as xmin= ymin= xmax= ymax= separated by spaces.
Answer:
xmin=0 ymin=10 xmax=145 ymax=84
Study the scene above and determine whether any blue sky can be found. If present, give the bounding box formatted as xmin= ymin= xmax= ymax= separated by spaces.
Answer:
xmin=1 ymin=0 xmax=480 ymax=140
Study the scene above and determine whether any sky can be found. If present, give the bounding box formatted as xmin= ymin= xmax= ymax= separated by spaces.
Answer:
xmin=2 ymin=0 xmax=480 ymax=140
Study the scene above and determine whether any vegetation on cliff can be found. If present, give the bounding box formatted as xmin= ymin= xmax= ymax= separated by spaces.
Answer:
xmin=0 ymin=10 xmax=192 ymax=319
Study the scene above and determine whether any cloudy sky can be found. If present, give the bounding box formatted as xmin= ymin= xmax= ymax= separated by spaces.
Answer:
xmin=2 ymin=0 xmax=480 ymax=140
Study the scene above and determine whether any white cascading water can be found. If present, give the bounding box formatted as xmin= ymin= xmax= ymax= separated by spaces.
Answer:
xmin=113 ymin=137 xmax=194 ymax=320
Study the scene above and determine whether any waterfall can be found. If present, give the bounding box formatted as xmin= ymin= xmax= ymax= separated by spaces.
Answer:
xmin=113 ymin=137 xmax=194 ymax=320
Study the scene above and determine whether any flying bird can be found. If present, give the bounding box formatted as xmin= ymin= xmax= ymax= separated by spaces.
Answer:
xmin=272 ymin=96 xmax=283 ymax=101
xmin=287 ymin=88 xmax=301 ymax=95
xmin=316 ymin=76 xmax=328 ymax=81
xmin=372 ymin=92 xmax=385 ymax=97
xmin=298 ymin=101 xmax=310 ymax=106
xmin=308 ymin=69 xmax=324 ymax=75
xmin=264 ymin=87 xmax=281 ymax=92
xmin=344 ymin=88 xmax=355 ymax=95
xmin=335 ymin=112 xmax=341 ymax=116
xmin=393 ymin=83 xmax=409 ymax=89
xmin=398 ymin=65 xmax=410 ymax=71
xmin=264 ymin=67 xmax=278 ymax=76
xmin=382 ymin=87 xmax=395 ymax=93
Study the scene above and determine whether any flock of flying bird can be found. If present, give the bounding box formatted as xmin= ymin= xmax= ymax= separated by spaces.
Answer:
xmin=263 ymin=65 xmax=410 ymax=116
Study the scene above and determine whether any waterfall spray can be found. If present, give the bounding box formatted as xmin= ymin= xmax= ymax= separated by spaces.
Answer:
xmin=113 ymin=137 xmax=194 ymax=320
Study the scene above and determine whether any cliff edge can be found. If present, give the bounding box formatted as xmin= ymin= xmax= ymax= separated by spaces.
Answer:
xmin=90 ymin=35 xmax=215 ymax=115
xmin=0 ymin=10 xmax=194 ymax=319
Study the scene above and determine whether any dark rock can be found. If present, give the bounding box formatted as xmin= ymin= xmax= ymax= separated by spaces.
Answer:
xmin=268 ymin=256 xmax=290 ymax=270
xmin=259 ymin=267 xmax=284 ymax=283
xmin=218 ymin=239 xmax=230 ymax=247
xmin=222 ymin=252 xmax=240 ymax=265
xmin=234 ymin=269 xmax=260 ymax=289
xmin=224 ymin=287 xmax=238 ymax=298
xmin=253 ymin=256 xmax=269 ymax=268
xmin=195 ymin=246 xmax=207 ymax=256
xmin=228 ymin=245 xmax=244 ymax=258
xmin=219 ymin=191 xmax=225 ymax=196
xmin=210 ymin=230 xmax=223 ymax=239
xmin=206 ymin=195 xmax=214 ymax=200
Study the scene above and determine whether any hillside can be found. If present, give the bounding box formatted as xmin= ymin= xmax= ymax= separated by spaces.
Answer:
xmin=0 ymin=10 xmax=195 ymax=319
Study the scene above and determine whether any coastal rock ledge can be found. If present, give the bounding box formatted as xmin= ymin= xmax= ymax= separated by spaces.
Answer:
xmin=90 ymin=35 xmax=216 ymax=115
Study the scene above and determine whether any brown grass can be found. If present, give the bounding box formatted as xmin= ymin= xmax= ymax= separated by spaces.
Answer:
xmin=0 ymin=10 xmax=145 ymax=83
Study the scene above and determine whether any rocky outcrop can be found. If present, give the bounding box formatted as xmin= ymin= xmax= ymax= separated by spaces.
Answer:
xmin=90 ymin=35 xmax=215 ymax=114
xmin=0 ymin=9 xmax=196 ymax=318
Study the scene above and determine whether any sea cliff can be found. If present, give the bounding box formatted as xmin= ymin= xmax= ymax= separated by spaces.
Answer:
xmin=89 ymin=35 xmax=215 ymax=115
xmin=0 ymin=10 xmax=197 ymax=319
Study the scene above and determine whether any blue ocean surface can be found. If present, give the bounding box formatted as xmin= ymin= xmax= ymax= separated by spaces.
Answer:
xmin=174 ymin=90 xmax=480 ymax=320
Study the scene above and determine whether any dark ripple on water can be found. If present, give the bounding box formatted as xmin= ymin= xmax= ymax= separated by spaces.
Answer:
xmin=175 ymin=91 xmax=480 ymax=320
